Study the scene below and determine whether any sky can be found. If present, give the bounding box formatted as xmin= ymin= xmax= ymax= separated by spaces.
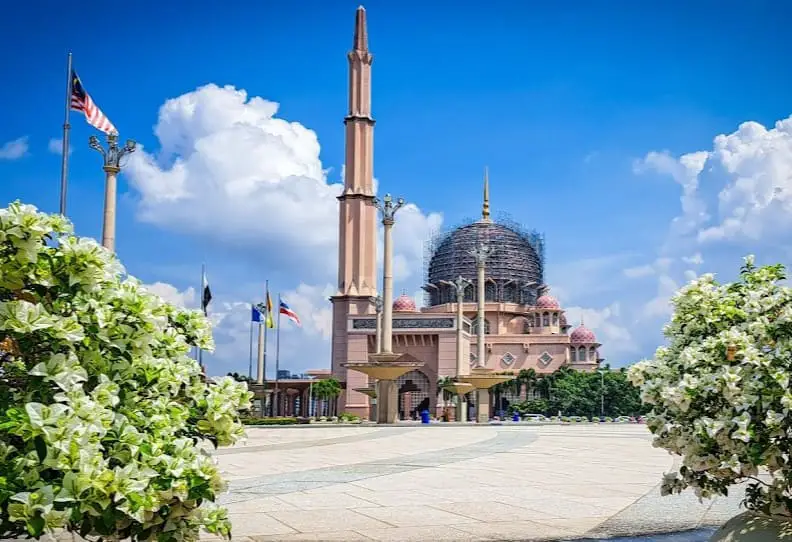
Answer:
xmin=2 ymin=1 xmax=791 ymax=377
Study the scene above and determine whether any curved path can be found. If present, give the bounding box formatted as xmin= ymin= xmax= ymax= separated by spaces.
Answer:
xmin=208 ymin=425 xmax=743 ymax=541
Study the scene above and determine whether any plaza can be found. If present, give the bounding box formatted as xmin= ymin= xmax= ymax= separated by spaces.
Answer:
xmin=210 ymin=424 xmax=741 ymax=541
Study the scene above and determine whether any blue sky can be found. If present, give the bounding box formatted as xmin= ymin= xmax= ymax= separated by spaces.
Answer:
xmin=2 ymin=1 xmax=791 ymax=376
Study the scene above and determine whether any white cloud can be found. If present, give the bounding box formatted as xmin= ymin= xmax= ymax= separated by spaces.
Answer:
xmin=634 ymin=149 xmax=709 ymax=236
xmin=0 ymin=137 xmax=29 ymax=160
xmin=126 ymin=84 xmax=439 ymax=282
xmin=682 ymin=252 xmax=703 ymax=266
xmin=637 ymin=116 xmax=792 ymax=246
xmin=564 ymin=303 xmax=638 ymax=360
xmin=48 ymin=138 xmax=72 ymax=155
xmin=642 ymin=274 xmax=679 ymax=319
xmin=142 ymin=281 xmax=196 ymax=308
xmin=623 ymin=264 xmax=654 ymax=279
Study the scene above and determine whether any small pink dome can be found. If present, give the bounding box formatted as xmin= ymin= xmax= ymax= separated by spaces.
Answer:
xmin=536 ymin=295 xmax=560 ymax=309
xmin=393 ymin=294 xmax=417 ymax=312
xmin=570 ymin=324 xmax=597 ymax=343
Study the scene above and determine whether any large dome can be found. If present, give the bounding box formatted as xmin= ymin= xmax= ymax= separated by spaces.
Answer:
xmin=425 ymin=220 xmax=544 ymax=306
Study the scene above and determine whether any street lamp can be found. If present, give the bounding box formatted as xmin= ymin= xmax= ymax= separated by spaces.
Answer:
xmin=598 ymin=368 xmax=607 ymax=418
xmin=469 ymin=243 xmax=493 ymax=368
xmin=89 ymin=133 xmax=136 ymax=252
xmin=373 ymin=194 xmax=405 ymax=354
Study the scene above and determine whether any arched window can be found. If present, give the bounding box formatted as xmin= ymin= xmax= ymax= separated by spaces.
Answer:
xmin=589 ymin=346 xmax=597 ymax=361
xmin=570 ymin=347 xmax=577 ymax=362
xmin=552 ymin=313 xmax=559 ymax=325
xmin=578 ymin=346 xmax=586 ymax=361
xmin=485 ymin=282 xmax=497 ymax=302
xmin=471 ymin=318 xmax=491 ymax=335
xmin=542 ymin=312 xmax=550 ymax=326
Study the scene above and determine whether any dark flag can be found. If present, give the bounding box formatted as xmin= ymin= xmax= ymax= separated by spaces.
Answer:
xmin=201 ymin=269 xmax=212 ymax=316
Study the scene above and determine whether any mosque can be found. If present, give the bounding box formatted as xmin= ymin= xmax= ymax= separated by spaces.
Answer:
xmin=329 ymin=7 xmax=602 ymax=419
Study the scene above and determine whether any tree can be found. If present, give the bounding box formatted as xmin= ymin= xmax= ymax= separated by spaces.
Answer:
xmin=0 ymin=203 xmax=252 ymax=541
xmin=313 ymin=378 xmax=342 ymax=416
xmin=629 ymin=257 xmax=792 ymax=516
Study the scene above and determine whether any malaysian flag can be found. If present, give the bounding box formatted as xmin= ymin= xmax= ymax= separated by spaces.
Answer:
xmin=279 ymin=299 xmax=301 ymax=327
xmin=70 ymin=70 xmax=117 ymax=135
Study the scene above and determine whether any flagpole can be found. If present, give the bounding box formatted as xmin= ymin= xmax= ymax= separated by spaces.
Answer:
xmin=198 ymin=263 xmax=205 ymax=370
xmin=59 ymin=52 xmax=73 ymax=216
xmin=274 ymin=293 xmax=282 ymax=416
xmin=248 ymin=308 xmax=254 ymax=380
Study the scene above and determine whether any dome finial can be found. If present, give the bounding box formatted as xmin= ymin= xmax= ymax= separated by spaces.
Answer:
xmin=482 ymin=166 xmax=491 ymax=222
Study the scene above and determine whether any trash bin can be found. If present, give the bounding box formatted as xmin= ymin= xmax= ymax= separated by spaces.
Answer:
xmin=512 ymin=412 xmax=520 ymax=422
xmin=420 ymin=410 xmax=430 ymax=424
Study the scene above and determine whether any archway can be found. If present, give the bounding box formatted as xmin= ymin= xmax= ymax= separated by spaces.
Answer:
xmin=397 ymin=370 xmax=431 ymax=420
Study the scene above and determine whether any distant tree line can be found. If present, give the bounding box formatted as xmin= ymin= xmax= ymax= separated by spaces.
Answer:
xmin=490 ymin=366 xmax=647 ymax=418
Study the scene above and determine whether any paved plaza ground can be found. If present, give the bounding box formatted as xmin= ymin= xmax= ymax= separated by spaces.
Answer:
xmin=209 ymin=424 xmax=744 ymax=541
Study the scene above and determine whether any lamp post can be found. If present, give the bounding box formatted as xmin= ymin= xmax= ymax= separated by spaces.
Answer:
xmin=469 ymin=243 xmax=492 ymax=368
xmin=370 ymin=295 xmax=384 ymax=354
xmin=451 ymin=276 xmax=471 ymax=377
xmin=374 ymin=194 xmax=405 ymax=354
xmin=598 ymin=368 xmax=606 ymax=418
xmin=89 ymin=133 xmax=136 ymax=252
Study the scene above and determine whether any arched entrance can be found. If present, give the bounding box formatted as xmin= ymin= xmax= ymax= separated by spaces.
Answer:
xmin=397 ymin=370 xmax=431 ymax=420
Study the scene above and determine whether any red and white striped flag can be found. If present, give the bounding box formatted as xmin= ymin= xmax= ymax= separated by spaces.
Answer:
xmin=70 ymin=70 xmax=117 ymax=135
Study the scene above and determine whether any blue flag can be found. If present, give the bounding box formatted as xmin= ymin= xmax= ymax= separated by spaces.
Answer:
xmin=251 ymin=304 xmax=262 ymax=323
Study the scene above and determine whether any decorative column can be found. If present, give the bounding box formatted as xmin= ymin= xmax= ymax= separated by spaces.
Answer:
xmin=370 ymin=295 xmax=383 ymax=354
xmin=451 ymin=276 xmax=473 ymax=422
xmin=376 ymin=194 xmax=404 ymax=354
xmin=470 ymin=243 xmax=493 ymax=422
xmin=89 ymin=133 xmax=136 ymax=252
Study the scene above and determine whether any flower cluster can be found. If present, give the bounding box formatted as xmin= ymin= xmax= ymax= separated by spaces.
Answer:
xmin=0 ymin=202 xmax=252 ymax=540
xmin=628 ymin=256 xmax=792 ymax=516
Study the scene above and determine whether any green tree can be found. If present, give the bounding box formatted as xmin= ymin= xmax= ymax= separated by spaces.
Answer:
xmin=0 ymin=202 xmax=251 ymax=541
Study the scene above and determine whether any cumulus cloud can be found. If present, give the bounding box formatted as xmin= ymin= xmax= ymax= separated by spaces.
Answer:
xmin=637 ymin=115 xmax=792 ymax=246
xmin=0 ymin=137 xmax=29 ymax=160
xmin=642 ymin=274 xmax=679 ymax=319
xmin=142 ymin=282 xmax=196 ymax=308
xmin=126 ymin=84 xmax=440 ymax=282
xmin=682 ymin=252 xmax=704 ymax=266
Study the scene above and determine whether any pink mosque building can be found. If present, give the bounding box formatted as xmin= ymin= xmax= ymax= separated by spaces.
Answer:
xmin=330 ymin=7 xmax=602 ymax=419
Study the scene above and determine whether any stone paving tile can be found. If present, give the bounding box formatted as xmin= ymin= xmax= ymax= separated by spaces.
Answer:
xmin=354 ymin=505 xmax=482 ymax=527
xmin=430 ymin=501 xmax=567 ymax=523
xmin=267 ymin=509 xmax=394 ymax=533
xmin=226 ymin=513 xmax=297 ymax=537
xmin=225 ymin=496 xmax=299 ymax=513
xmin=362 ymin=525 xmax=487 ymax=541
xmin=453 ymin=519 xmax=577 ymax=540
xmin=250 ymin=530 xmax=373 ymax=541
xmin=276 ymin=490 xmax=381 ymax=510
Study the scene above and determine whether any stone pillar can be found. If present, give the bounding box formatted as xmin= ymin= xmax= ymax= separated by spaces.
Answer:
xmin=376 ymin=379 xmax=398 ymax=424
xmin=382 ymin=220 xmax=394 ymax=353
xmin=452 ymin=275 xmax=471 ymax=422
xmin=470 ymin=244 xmax=491 ymax=368
xmin=89 ymin=133 xmax=135 ymax=253
xmin=476 ymin=388 xmax=491 ymax=424
xmin=373 ymin=295 xmax=383 ymax=354
xmin=101 ymin=166 xmax=119 ymax=252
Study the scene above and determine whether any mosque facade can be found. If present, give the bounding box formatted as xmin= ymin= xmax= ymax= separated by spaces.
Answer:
xmin=330 ymin=7 xmax=602 ymax=419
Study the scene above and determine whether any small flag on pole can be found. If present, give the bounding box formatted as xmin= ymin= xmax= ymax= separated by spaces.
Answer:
xmin=279 ymin=299 xmax=301 ymax=327
xmin=251 ymin=304 xmax=262 ymax=323
xmin=70 ymin=70 xmax=117 ymax=135
xmin=265 ymin=288 xmax=275 ymax=329
xmin=201 ymin=269 xmax=212 ymax=316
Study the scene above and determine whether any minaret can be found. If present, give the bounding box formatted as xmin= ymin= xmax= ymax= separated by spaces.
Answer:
xmin=330 ymin=7 xmax=378 ymax=383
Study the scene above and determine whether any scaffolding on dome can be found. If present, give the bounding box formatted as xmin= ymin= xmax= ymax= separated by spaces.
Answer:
xmin=422 ymin=213 xmax=545 ymax=307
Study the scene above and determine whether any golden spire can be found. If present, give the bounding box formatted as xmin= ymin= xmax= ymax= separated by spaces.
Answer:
xmin=482 ymin=166 xmax=491 ymax=222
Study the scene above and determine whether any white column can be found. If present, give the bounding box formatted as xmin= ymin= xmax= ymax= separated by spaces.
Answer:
xmin=382 ymin=221 xmax=394 ymax=353
xmin=101 ymin=166 xmax=119 ymax=251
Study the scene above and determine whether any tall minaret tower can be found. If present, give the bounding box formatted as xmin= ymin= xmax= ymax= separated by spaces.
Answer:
xmin=330 ymin=7 xmax=378 ymax=381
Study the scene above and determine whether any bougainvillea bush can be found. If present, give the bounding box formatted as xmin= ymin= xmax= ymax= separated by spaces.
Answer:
xmin=0 ymin=202 xmax=252 ymax=540
xmin=629 ymin=256 xmax=792 ymax=517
